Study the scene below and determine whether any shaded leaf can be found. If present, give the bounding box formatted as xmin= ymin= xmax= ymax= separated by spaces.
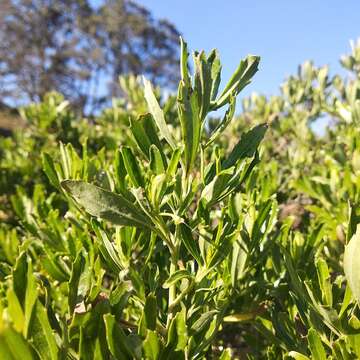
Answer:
xmin=42 ymin=153 xmax=60 ymax=189
xmin=179 ymin=223 xmax=203 ymax=265
xmin=121 ymin=146 xmax=144 ymax=188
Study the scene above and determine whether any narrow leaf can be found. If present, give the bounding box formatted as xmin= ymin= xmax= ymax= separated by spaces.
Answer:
xmin=42 ymin=153 xmax=60 ymax=189
xmin=177 ymin=80 xmax=201 ymax=174
xmin=143 ymin=294 xmax=157 ymax=331
xmin=206 ymin=94 xmax=236 ymax=147
xmin=92 ymin=222 xmax=123 ymax=273
xmin=315 ymin=257 xmax=333 ymax=307
xmin=130 ymin=114 xmax=164 ymax=160
xmin=104 ymin=314 xmax=133 ymax=360
xmin=149 ymin=145 xmax=166 ymax=175
xmin=344 ymin=224 xmax=360 ymax=304
xmin=194 ymin=51 xmax=212 ymax=121
xmin=28 ymin=301 xmax=58 ymax=360
xmin=307 ymin=328 xmax=326 ymax=360
xmin=121 ymin=146 xmax=144 ymax=188
xmin=0 ymin=326 xmax=33 ymax=360
xmin=68 ymin=250 xmax=89 ymax=314
xmin=167 ymin=149 xmax=182 ymax=178
xmin=223 ymin=123 xmax=267 ymax=169
xmin=213 ymin=55 xmax=260 ymax=109
xmin=143 ymin=78 xmax=176 ymax=149
xmin=180 ymin=37 xmax=191 ymax=87
xmin=207 ymin=49 xmax=222 ymax=101
xmin=179 ymin=223 xmax=203 ymax=265
xmin=163 ymin=270 xmax=191 ymax=289
xmin=143 ymin=331 xmax=161 ymax=360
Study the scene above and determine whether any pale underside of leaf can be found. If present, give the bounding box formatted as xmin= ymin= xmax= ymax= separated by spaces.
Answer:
xmin=344 ymin=224 xmax=360 ymax=304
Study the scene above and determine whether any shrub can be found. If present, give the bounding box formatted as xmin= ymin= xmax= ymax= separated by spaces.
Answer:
xmin=2 ymin=38 xmax=360 ymax=359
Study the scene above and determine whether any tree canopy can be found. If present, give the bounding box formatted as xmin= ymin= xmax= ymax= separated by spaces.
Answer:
xmin=0 ymin=0 xmax=180 ymax=113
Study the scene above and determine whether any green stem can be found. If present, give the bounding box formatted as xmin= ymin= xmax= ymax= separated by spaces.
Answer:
xmin=166 ymin=226 xmax=181 ymax=328
xmin=167 ymin=256 xmax=178 ymax=327
xmin=156 ymin=216 xmax=176 ymax=256
xmin=168 ymin=280 xmax=194 ymax=313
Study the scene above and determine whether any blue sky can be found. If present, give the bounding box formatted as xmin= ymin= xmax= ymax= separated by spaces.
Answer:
xmin=139 ymin=1 xmax=360 ymax=98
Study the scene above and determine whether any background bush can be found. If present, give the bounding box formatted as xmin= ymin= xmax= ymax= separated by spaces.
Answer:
xmin=1 ymin=38 xmax=360 ymax=359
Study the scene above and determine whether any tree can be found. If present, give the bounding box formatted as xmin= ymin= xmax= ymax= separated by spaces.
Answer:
xmin=0 ymin=0 xmax=180 ymax=113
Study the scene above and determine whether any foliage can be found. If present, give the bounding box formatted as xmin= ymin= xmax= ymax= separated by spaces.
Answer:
xmin=2 ymin=37 xmax=360 ymax=359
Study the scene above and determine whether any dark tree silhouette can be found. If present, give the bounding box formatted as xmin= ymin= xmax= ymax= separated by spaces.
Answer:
xmin=0 ymin=0 xmax=180 ymax=113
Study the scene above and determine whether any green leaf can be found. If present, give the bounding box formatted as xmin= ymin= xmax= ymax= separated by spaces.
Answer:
xmin=231 ymin=236 xmax=248 ymax=286
xmin=307 ymin=328 xmax=326 ymax=360
xmin=213 ymin=55 xmax=260 ymax=109
xmin=149 ymin=145 xmax=166 ymax=175
xmin=28 ymin=301 xmax=58 ymax=360
xmin=0 ymin=326 xmax=34 ymax=360
xmin=208 ymin=232 xmax=235 ymax=269
xmin=60 ymin=142 xmax=70 ymax=179
xmin=114 ymin=149 xmax=127 ymax=194
xmin=251 ymin=198 xmax=274 ymax=243
xmin=143 ymin=331 xmax=161 ymax=360
xmin=219 ymin=349 xmax=232 ymax=360
xmin=223 ymin=123 xmax=267 ymax=169
xmin=143 ymin=294 xmax=157 ymax=331
xmin=207 ymin=49 xmax=222 ymax=101
xmin=167 ymin=149 xmax=182 ymax=178
xmin=41 ymin=254 xmax=69 ymax=282
xmin=201 ymin=167 xmax=234 ymax=205
xmin=79 ymin=327 xmax=96 ymax=360
xmin=13 ymin=252 xmax=27 ymax=307
xmin=288 ymin=351 xmax=310 ymax=360
xmin=24 ymin=259 xmax=38 ymax=338
xmin=339 ymin=284 xmax=352 ymax=318
xmin=347 ymin=203 xmax=359 ymax=243
xmin=180 ymin=37 xmax=191 ymax=87
xmin=130 ymin=114 xmax=164 ymax=160
xmin=177 ymin=79 xmax=201 ymax=174
xmin=68 ymin=250 xmax=90 ymax=314
xmin=315 ymin=257 xmax=333 ymax=307
xmin=179 ymin=223 xmax=203 ymax=265
xmin=332 ymin=338 xmax=352 ymax=360
xmin=150 ymin=174 xmax=167 ymax=209
xmin=121 ymin=146 xmax=144 ymax=188
xmin=130 ymin=115 xmax=152 ymax=157
xmin=190 ymin=310 xmax=218 ymax=333
xmin=194 ymin=51 xmax=212 ymax=121
xmin=205 ymin=124 xmax=267 ymax=184
xmin=42 ymin=153 xmax=60 ymax=189
xmin=143 ymin=77 xmax=176 ymax=149
xmin=92 ymin=222 xmax=123 ymax=273
xmin=104 ymin=314 xmax=133 ymax=360
xmin=166 ymin=307 xmax=187 ymax=351
xmin=6 ymin=289 xmax=25 ymax=333
xmin=344 ymin=224 xmax=360 ymax=304
xmin=205 ymin=94 xmax=236 ymax=147
xmin=163 ymin=270 xmax=191 ymax=289
xmin=61 ymin=180 xmax=153 ymax=229
xmin=109 ymin=281 xmax=132 ymax=307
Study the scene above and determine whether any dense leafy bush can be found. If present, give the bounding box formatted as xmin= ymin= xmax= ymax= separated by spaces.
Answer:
xmin=2 ymin=38 xmax=360 ymax=359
